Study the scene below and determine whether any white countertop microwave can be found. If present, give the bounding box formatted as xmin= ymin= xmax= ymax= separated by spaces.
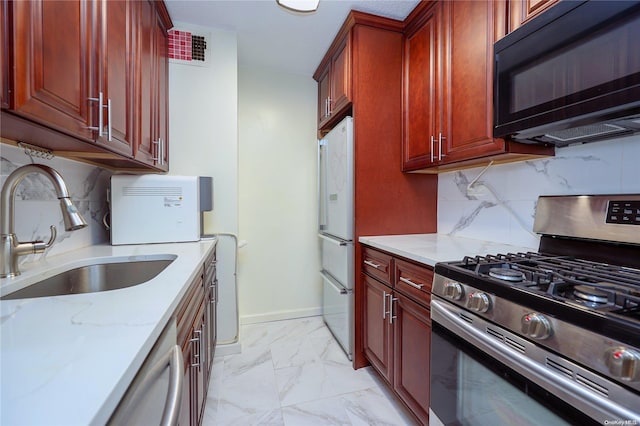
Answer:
xmin=110 ymin=175 xmax=212 ymax=245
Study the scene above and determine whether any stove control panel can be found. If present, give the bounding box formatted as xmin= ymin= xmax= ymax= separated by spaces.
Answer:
xmin=467 ymin=292 xmax=492 ymax=313
xmin=605 ymin=200 xmax=640 ymax=225
xmin=521 ymin=312 xmax=553 ymax=340
xmin=605 ymin=347 xmax=640 ymax=382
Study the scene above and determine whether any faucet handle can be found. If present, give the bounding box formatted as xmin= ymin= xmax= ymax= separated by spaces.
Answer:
xmin=33 ymin=225 xmax=57 ymax=253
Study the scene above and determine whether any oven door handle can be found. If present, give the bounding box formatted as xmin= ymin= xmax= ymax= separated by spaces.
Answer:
xmin=431 ymin=299 xmax=640 ymax=423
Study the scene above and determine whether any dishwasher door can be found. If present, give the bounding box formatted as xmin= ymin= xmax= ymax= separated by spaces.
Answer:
xmin=108 ymin=319 xmax=183 ymax=426
xmin=321 ymin=271 xmax=353 ymax=360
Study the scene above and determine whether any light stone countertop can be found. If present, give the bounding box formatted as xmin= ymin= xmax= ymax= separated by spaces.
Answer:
xmin=359 ymin=233 xmax=537 ymax=267
xmin=0 ymin=239 xmax=216 ymax=425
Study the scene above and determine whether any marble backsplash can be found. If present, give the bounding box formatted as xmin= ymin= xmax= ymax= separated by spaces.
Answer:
xmin=438 ymin=134 xmax=640 ymax=249
xmin=0 ymin=143 xmax=112 ymax=266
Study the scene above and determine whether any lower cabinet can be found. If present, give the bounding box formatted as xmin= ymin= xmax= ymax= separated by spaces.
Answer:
xmin=176 ymin=245 xmax=217 ymax=426
xmin=362 ymin=245 xmax=432 ymax=425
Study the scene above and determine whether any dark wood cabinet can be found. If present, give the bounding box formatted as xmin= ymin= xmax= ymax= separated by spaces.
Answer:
xmin=508 ymin=0 xmax=559 ymax=32
xmin=363 ymin=274 xmax=394 ymax=383
xmin=7 ymin=0 xmax=94 ymax=142
xmin=95 ymin=0 xmax=135 ymax=156
xmin=402 ymin=0 xmax=553 ymax=173
xmin=393 ymin=292 xmax=431 ymax=425
xmin=1 ymin=0 xmax=172 ymax=171
xmin=361 ymin=245 xmax=432 ymax=425
xmin=402 ymin=1 xmax=442 ymax=171
xmin=315 ymin=34 xmax=351 ymax=131
xmin=134 ymin=0 xmax=170 ymax=170
xmin=176 ymin=245 xmax=217 ymax=426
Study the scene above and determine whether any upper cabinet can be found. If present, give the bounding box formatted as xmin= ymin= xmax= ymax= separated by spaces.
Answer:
xmin=134 ymin=0 xmax=170 ymax=171
xmin=314 ymin=28 xmax=352 ymax=133
xmin=508 ymin=0 xmax=560 ymax=32
xmin=7 ymin=1 xmax=95 ymax=142
xmin=402 ymin=0 xmax=554 ymax=173
xmin=1 ymin=0 xmax=172 ymax=171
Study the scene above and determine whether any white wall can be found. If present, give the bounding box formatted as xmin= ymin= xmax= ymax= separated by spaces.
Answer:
xmin=438 ymin=134 xmax=640 ymax=249
xmin=168 ymin=24 xmax=239 ymax=344
xmin=237 ymin=66 xmax=320 ymax=324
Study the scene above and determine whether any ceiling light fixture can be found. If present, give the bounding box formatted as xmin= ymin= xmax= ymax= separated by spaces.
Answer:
xmin=276 ymin=0 xmax=319 ymax=13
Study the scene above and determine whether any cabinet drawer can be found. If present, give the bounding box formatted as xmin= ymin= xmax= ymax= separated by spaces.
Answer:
xmin=394 ymin=259 xmax=433 ymax=308
xmin=362 ymin=246 xmax=393 ymax=285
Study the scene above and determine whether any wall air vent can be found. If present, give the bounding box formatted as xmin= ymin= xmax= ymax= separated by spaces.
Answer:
xmin=168 ymin=29 xmax=209 ymax=67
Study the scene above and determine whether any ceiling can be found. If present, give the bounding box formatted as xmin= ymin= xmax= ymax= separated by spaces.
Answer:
xmin=164 ymin=0 xmax=420 ymax=76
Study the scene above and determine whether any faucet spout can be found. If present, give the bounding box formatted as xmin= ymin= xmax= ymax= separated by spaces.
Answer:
xmin=0 ymin=164 xmax=88 ymax=278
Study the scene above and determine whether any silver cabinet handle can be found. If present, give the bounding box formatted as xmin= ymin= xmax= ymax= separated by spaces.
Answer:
xmin=430 ymin=135 xmax=435 ymax=163
xmin=153 ymin=139 xmax=162 ymax=164
xmin=364 ymin=260 xmax=381 ymax=269
xmin=327 ymin=96 xmax=332 ymax=116
xmin=106 ymin=97 xmax=112 ymax=141
xmin=438 ymin=132 xmax=446 ymax=160
xmin=400 ymin=276 xmax=424 ymax=290
xmin=382 ymin=290 xmax=387 ymax=320
xmin=389 ymin=296 xmax=398 ymax=324
xmin=88 ymin=92 xmax=105 ymax=137
xmin=190 ymin=329 xmax=202 ymax=369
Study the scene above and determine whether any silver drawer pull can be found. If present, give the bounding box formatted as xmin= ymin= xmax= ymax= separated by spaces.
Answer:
xmin=400 ymin=276 xmax=424 ymax=289
xmin=364 ymin=260 xmax=382 ymax=269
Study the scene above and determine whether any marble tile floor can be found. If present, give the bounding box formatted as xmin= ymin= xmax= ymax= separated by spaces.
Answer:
xmin=202 ymin=316 xmax=417 ymax=425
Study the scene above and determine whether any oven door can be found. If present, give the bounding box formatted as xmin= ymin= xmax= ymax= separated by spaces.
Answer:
xmin=429 ymin=298 xmax=636 ymax=426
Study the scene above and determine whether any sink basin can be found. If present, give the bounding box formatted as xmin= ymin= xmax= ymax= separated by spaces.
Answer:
xmin=1 ymin=257 xmax=175 ymax=300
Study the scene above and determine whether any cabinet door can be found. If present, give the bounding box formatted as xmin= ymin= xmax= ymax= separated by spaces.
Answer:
xmin=441 ymin=0 xmax=506 ymax=164
xmin=393 ymin=293 xmax=431 ymax=425
xmin=317 ymin=64 xmax=331 ymax=127
xmin=134 ymin=0 xmax=169 ymax=170
xmin=402 ymin=2 xmax=442 ymax=171
xmin=1 ymin=0 xmax=9 ymax=109
xmin=9 ymin=0 xmax=94 ymax=141
xmin=509 ymin=0 xmax=559 ymax=33
xmin=96 ymin=0 xmax=134 ymax=156
xmin=362 ymin=274 xmax=393 ymax=383
xmin=194 ymin=307 xmax=207 ymax=426
xmin=330 ymin=36 xmax=351 ymax=118
xmin=134 ymin=0 xmax=156 ymax=166
xmin=154 ymin=10 xmax=170 ymax=171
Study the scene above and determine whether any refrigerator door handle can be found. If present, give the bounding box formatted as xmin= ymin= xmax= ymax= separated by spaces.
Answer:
xmin=321 ymin=270 xmax=350 ymax=295
xmin=318 ymin=139 xmax=328 ymax=231
xmin=318 ymin=233 xmax=351 ymax=246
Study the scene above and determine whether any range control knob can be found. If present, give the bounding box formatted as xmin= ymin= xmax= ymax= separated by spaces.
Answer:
xmin=467 ymin=292 xmax=491 ymax=313
xmin=521 ymin=313 xmax=552 ymax=339
xmin=606 ymin=347 xmax=640 ymax=381
xmin=443 ymin=282 xmax=464 ymax=301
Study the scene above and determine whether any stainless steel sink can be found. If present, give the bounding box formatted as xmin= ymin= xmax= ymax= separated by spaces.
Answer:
xmin=1 ymin=257 xmax=175 ymax=300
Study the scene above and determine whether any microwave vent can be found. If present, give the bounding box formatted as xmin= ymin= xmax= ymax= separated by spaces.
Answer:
xmin=122 ymin=186 xmax=183 ymax=197
xmin=544 ymin=123 xmax=627 ymax=143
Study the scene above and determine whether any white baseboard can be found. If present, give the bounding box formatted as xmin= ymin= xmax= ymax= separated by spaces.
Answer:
xmin=214 ymin=341 xmax=242 ymax=358
xmin=240 ymin=306 xmax=322 ymax=325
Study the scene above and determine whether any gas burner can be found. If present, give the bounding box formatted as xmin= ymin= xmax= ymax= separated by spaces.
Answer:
xmin=574 ymin=285 xmax=609 ymax=304
xmin=488 ymin=267 xmax=525 ymax=282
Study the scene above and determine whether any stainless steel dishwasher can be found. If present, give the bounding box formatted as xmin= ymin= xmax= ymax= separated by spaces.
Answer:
xmin=108 ymin=319 xmax=183 ymax=426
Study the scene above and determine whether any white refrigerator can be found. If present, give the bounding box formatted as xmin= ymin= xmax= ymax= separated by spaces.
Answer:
xmin=318 ymin=116 xmax=354 ymax=360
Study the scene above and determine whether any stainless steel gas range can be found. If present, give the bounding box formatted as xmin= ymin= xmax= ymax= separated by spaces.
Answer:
xmin=429 ymin=195 xmax=640 ymax=426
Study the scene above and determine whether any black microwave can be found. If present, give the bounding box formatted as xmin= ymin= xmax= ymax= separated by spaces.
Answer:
xmin=493 ymin=0 xmax=640 ymax=146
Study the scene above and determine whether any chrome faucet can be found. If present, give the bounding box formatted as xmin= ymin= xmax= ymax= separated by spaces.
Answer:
xmin=1 ymin=164 xmax=88 ymax=278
